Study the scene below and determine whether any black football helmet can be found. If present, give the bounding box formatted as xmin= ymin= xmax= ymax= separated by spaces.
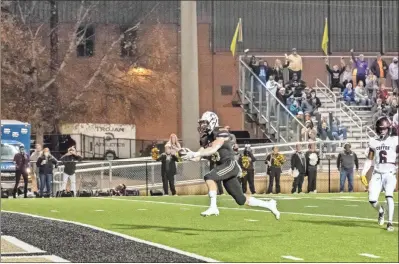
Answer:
xmin=375 ymin=116 xmax=392 ymax=139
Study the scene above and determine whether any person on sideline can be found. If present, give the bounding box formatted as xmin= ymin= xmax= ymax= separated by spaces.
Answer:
xmin=13 ymin=145 xmax=30 ymax=198
xmin=60 ymin=147 xmax=82 ymax=196
xmin=37 ymin=148 xmax=58 ymax=197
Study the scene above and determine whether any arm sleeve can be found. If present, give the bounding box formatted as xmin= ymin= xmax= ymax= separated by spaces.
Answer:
xmin=36 ymin=157 xmax=42 ymax=167
xmin=290 ymin=154 xmax=295 ymax=170
xmin=336 ymin=154 xmax=341 ymax=169
xmin=354 ymin=153 xmax=359 ymax=170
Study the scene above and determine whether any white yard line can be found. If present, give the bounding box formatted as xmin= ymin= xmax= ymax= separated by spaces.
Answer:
xmin=304 ymin=206 xmax=319 ymax=208
xmin=0 ymin=255 xmax=69 ymax=262
xmin=1 ymin=236 xmax=45 ymax=254
xmin=281 ymin=255 xmax=304 ymax=261
xmin=359 ymin=253 xmax=381 ymax=259
xmin=244 ymin=219 xmax=259 ymax=222
xmin=93 ymin=197 xmax=399 ymax=224
xmin=1 ymin=210 xmax=219 ymax=263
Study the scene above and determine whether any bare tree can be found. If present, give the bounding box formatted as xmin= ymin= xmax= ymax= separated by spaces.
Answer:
xmin=1 ymin=1 xmax=177 ymax=147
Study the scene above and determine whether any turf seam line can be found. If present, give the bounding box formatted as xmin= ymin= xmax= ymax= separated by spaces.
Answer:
xmin=1 ymin=210 xmax=220 ymax=263
xmin=94 ymin=197 xmax=399 ymax=224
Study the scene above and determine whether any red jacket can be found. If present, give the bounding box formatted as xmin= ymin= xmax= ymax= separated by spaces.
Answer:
xmin=379 ymin=89 xmax=388 ymax=103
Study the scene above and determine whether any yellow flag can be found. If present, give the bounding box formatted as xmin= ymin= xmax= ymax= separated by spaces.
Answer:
xmin=230 ymin=18 xmax=242 ymax=57
xmin=321 ymin=17 xmax=328 ymax=55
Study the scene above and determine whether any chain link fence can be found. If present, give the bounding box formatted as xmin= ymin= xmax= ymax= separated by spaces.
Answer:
xmin=49 ymin=139 xmax=376 ymax=195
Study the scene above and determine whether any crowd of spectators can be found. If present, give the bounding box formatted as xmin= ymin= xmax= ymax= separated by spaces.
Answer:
xmin=326 ymin=51 xmax=398 ymax=130
xmin=245 ymin=48 xmax=346 ymax=148
xmin=245 ymin=49 xmax=398 ymax=147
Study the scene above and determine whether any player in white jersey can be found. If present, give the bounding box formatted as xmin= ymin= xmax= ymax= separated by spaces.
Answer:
xmin=361 ymin=116 xmax=398 ymax=232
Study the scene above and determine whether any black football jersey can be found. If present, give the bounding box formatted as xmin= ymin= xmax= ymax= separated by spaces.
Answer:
xmin=199 ymin=130 xmax=234 ymax=165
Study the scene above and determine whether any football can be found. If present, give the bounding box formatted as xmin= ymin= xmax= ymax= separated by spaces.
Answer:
xmin=177 ymin=148 xmax=192 ymax=157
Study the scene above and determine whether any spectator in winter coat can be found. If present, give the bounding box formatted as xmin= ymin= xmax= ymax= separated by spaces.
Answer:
xmin=29 ymin=144 xmax=42 ymax=194
xmin=36 ymin=148 xmax=58 ymax=197
xmin=276 ymin=87 xmax=293 ymax=106
xmin=379 ymin=84 xmax=389 ymax=104
xmin=371 ymin=98 xmax=386 ymax=127
xmin=305 ymin=142 xmax=320 ymax=193
xmin=289 ymin=100 xmax=302 ymax=116
xmin=272 ymin=59 xmax=289 ymax=83
xmin=370 ymin=53 xmax=388 ymax=85
xmin=331 ymin=116 xmax=348 ymax=140
xmin=60 ymin=147 xmax=82 ymax=196
xmin=354 ymin=81 xmax=371 ymax=106
xmin=387 ymin=98 xmax=399 ymax=118
xmin=365 ymin=71 xmax=379 ymax=98
xmin=343 ymin=83 xmax=355 ymax=104
xmin=13 ymin=145 xmax=30 ymax=198
xmin=276 ymin=87 xmax=293 ymax=125
xmin=325 ymin=57 xmax=346 ymax=90
xmin=157 ymin=147 xmax=179 ymax=196
xmin=389 ymin=57 xmax=398 ymax=94
xmin=350 ymin=49 xmax=368 ymax=86
xmin=266 ymin=75 xmax=279 ymax=115
xmin=337 ymin=143 xmax=359 ymax=193
xmin=287 ymin=73 xmax=306 ymax=99
xmin=301 ymin=120 xmax=317 ymax=141
xmin=317 ymin=115 xmax=336 ymax=153
xmin=286 ymin=48 xmax=303 ymax=80
xmin=341 ymin=63 xmax=353 ymax=89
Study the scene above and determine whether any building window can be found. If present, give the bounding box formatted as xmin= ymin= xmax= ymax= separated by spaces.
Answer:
xmin=120 ymin=26 xmax=137 ymax=58
xmin=77 ymin=25 xmax=95 ymax=57
xmin=221 ymin=85 xmax=233 ymax=96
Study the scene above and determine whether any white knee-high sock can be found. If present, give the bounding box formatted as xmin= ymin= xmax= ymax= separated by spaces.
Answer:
xmin=209 ymin=191 xmax=217 ymax=208
xmin=247 ymin=197 xmax=273 ymax=211
xmin=371 ymin=201 xmax=384 ymax=213
xmin=386 ymin=197 xmax=395 ymax=223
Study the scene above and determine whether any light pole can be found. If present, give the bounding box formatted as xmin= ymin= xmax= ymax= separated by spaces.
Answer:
xmin=180 ymin=0 xmax=199 ymax=150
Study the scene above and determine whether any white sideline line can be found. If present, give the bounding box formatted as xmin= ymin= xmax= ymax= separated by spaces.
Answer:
xmin=0 ymin=255 xmax=69 ymax=262
xmin=282 ymin=255 xmax=304 ymax=261
xmin=359 ymin=253 xmax=381 ymax=259
xmin=94 ymin=197 xmax=399 ymax=224
xmin=1 ymin=236 xmax=45 ymax=254
xmin=252 ymin=196 xmax=399 ymax=204
xmin=1 ymin=210 xmax=219 ymax=263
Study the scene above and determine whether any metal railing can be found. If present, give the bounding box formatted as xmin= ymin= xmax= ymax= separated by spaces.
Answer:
xmin=315 ymin=78 xmax=337 ymax=115
xmin=239 ymin=58 xmax=307 ymax=143
xmin=314 ymin=78 xmax=367 ymax=139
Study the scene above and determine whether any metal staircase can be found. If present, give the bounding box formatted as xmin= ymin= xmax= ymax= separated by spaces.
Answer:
xmin=314 ymin=78 xmax=375 ymax=151
xmin=238 ymin=58 xmax=307 ymax=143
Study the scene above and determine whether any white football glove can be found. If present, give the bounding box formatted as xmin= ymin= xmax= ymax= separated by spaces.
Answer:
xmin=182 ymin=151 xmax=200 ymax=161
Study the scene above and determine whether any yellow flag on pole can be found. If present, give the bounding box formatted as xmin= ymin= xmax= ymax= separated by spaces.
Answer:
xmin=321 ymin=17 xmax=328 ymax=55
xmin=230 ymin=18 xmax=242 ymax=57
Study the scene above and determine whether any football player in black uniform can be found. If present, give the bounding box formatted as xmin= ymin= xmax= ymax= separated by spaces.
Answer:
xmin=182 ymin=111 xmax=280 ymax=218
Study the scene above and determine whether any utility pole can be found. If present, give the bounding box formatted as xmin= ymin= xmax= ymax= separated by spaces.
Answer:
xmin=180 ymin=1 xmax=199 ymax=150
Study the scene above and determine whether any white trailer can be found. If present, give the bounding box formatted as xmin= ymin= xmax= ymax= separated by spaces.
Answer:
xmin=59 ymin=123 xmax=136 ymax=160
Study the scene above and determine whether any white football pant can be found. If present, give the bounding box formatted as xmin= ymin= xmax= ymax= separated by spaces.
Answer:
xmin=61 ymin=173 xmax=76 ymax=194
xmin=368 ymin=170 xmax=397 ymax=202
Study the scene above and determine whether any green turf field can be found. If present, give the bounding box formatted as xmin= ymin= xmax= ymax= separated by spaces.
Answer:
xmin=2 ymin=193 xmax=398 ymax=262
